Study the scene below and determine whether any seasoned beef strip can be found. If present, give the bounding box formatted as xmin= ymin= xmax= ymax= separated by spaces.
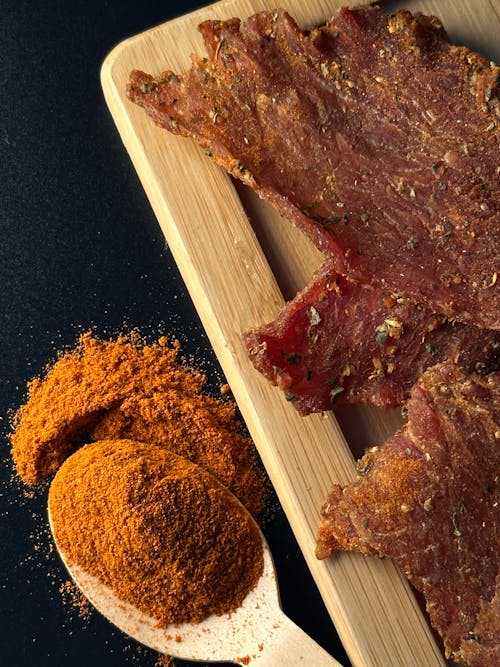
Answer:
xmin=245 ymin=257 xmax=499 ymax=412
xmin=316 ymin=362 xmax=500 ymax=666
xmin=127 ymin=6 xmax=499 ymax=330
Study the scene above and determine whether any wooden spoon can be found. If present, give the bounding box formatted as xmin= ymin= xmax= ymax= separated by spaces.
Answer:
xmin=48 ymin=506 xmax=344 ymax=666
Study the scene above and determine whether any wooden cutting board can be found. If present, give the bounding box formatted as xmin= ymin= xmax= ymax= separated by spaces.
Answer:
xmin=101 ymin=2 xmax=498 ymax=665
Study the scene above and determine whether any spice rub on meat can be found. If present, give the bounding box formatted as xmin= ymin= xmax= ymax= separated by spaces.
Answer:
xmin=127 ymin=6 xmax=500 ymax=330
xmin=245 ymin=257 xmax=499 ymax=413
xmin=316 ymin=362 xmax=500 ymax=667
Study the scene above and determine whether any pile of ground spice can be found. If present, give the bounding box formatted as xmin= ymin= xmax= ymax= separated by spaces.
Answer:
xmin=48 ymin=438 xmax=265 ymax=626
xmin=10 ymin=331 xmax=264 ymax=517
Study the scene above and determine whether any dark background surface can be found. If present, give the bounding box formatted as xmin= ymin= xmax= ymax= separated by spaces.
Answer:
xmin=0 ymin=1 xmax=350 ymax=665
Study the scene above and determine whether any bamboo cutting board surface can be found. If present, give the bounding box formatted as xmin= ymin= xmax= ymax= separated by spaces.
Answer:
xmin=101 ymin=2 xmax=499 ymax=665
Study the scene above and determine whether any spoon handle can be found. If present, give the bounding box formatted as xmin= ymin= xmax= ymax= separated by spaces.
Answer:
xmin=247 ymin=610 xmax=344 ymax=666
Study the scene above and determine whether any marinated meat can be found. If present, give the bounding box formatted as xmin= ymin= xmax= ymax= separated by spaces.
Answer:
xmin=245 ymin=258 xmax=499 ymax=412
xmin=316 ymin=362 xmax=500 ymax=666
xmin=127 ymin=7 xmax=500 ymax=330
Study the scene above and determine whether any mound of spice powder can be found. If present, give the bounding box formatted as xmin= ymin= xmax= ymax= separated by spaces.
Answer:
xmin=48 ymin=438 xmax=265 ymax=626
xmin=10 ymin=331 xmax=264 ymax=517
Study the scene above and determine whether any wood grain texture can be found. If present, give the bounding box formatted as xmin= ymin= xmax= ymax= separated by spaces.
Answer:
xmin=100 ymin=2 xmax=498 ymax=665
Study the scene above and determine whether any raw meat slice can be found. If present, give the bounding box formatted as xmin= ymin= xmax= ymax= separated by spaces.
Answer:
xmin=245 ymin=258 xmax=499 ymax=412
xmin=316 ymin=362 xmax=500 ymax=666
xmin=127 ymin=7 xmax=500 ymax=330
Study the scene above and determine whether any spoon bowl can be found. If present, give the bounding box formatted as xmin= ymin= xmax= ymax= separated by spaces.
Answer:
xmin=49 ymin=507 xmax=344 ymax=666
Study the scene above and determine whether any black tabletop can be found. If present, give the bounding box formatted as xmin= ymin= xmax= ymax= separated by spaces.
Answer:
xmin=0 ymin=1 xmax=349 ymax=665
